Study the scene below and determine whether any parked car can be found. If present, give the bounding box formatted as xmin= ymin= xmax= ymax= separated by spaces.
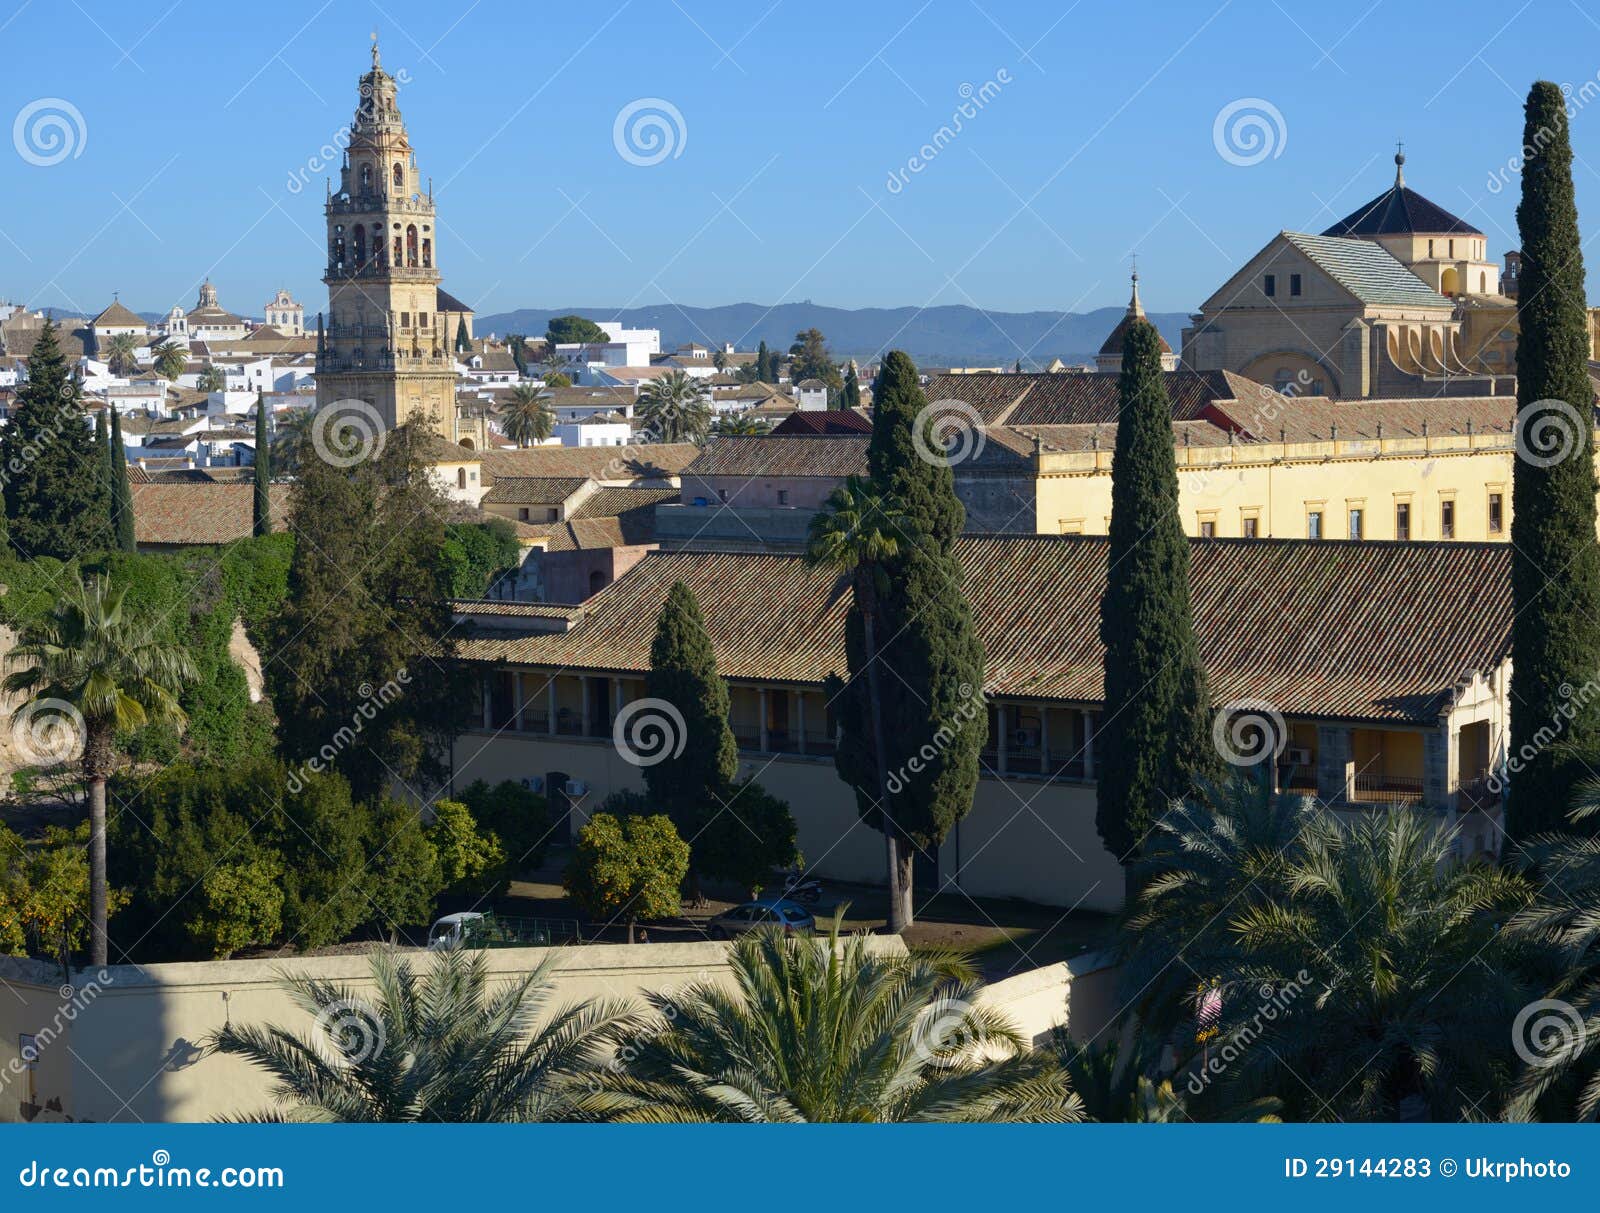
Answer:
xmin=427 ymin=911 xmax=579 ymax=949
xmin=707 ymin=898 xmax=816 ymax=939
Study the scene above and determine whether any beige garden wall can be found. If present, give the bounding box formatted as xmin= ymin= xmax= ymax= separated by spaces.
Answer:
xmin=0 ymin=937 xmax=913 ymax=1124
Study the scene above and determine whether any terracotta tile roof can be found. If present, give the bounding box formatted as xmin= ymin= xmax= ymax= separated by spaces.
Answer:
xmin=131 ymin=482 xmax=289 ymax=546
xmin=452 ymin=600 xmax=584 ymax=620
xmin=1227 ymin=395 xmax=1518 ymax=442
xmin=456 ymin=536 xmax=1511 ymax=725
xmin=770 ymin=408 xmax=873 ymax=435
xmin=477 ymin=442 xmax=698 ymax=483
xmin=522 ymin=516 xmax=648 ymax=551
xmin=91 ymin=300 xmax=147 ymax=328
xmin=686 ymin=435 xmax=869 ymax=478
xmin=480 ymin=476 xmax=591 ymax=506
xmin=924 ymin=370 xmax=1263 ymax=427
xmin=569 ymin=486 xmax=680 ymax=519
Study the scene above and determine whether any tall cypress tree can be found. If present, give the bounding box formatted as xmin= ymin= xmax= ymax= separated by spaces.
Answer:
xmin=1509 ymin=81 xmax=1600 ymax=838
xmin=253 ymin=392 xmax=272 ymax=538
xmin=455 ymin=317 xmax=470 ymax=355
xmin=644 ymin=581 xmax=738 ymax=814
xmin=94 ymin=410 xmax=111 ymax=513
xmin=841 ymin=363 xmax=861 ymax=411
xmin=831 ymin=350 xmax=986 ymax=930
xmin=1 ymin=321 xmax=113 ymax=559
xmin=1096 ymin=321 xmax=1217 ymax=866
xmin=109 ymin=410 xmax=135 ymax=552
xmin=756 ymin=340 xmax=771 ymax=384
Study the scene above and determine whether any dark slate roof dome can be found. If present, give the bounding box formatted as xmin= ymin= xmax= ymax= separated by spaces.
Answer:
xmin=1321 ymin=152 xmax=1481 ymax=238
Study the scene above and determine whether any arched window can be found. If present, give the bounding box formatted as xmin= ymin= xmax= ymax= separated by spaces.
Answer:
xmin=421 ymin=238 xmax=432 ymax=268
xmin=406 ymin=225 xmax=419 ymax=266
xmin=393 ymin=162 xmax=404 ymax=189
xmin=1479 ymin=272 xmax=1486 ymax=293
xmin=360 ymin=163 xmax=371 ymax=190
xmin=393 ymin=234 xmax=403 ymax=265
xmin=352 ymin=225 xmax=367 ymax=266
xmin=457 ymin=468 xmax=466 ymax=490
xmin=331 ymin=235 xmax=345 ymax=270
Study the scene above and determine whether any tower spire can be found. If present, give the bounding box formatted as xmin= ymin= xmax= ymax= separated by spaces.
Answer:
xmin=1394 ymin=139 xmax=1405 ymax=187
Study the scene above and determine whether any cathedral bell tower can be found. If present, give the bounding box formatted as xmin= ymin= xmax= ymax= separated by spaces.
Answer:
xmin=317 ymin=37 xmax=470 ymax=443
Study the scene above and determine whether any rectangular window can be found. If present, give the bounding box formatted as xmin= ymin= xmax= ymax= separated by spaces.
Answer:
xmin=1489 ymin=492 xmax=1504 ymax=534
xmin=400 ymin=312 xmax=410 ymax=328
xmin=1348 ymin=509 xmax=1364 ymax=540
xmin=1289 ymin=273 xmax=1302 ymax=296
xmin=1395 ymin=502 xmax=1410 ymax=541
xmin=1441 ymin=499 xmax=1456 ymax=539
xmin=419 ymin=312 xmax=429 ymax=327
xmin=777 ymin=489 xmax=789 ymax=506
xmin=1263 ymin=274 xmax=1276 ymax=298
xmin=1307 ymin=510 xmax=1323 ymax=539
xmin=1241 ymin=516 xmax=1259 ymax=539
xmin=1199 ymin=520 xmax=1216 ymax=539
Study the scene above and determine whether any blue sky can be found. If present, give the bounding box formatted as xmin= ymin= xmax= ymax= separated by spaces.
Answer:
xmin=2 ymin=0 xmax=1597 ymax=322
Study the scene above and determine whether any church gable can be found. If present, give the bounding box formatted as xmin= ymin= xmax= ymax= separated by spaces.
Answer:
xmin=1195 ymin=232 xmax=1365 ymax=315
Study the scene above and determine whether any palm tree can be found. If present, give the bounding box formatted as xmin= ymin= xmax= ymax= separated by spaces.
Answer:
xmin=636 ymin=370 xmax=711 ymax=443
xmin=599 ymin=919 xmax=1079 ymax=1122
xmin=196 ymin=364 xmax=227 ymax=393
xmin=500 ymin=383 xmax=554 ymax=448
xmin=1219 ymin=808 xmax=1533 ymax=1121
xmin=4 ymin=572 xmax=196 ymax=965
xmin=100 ymin=333 xmax=140 ymax=377
xmin=1505 ymin=785 xmax=1600 ymax=1120
xmin=806 ymin=478 xmax=915 ymax=933
xmin=211 ymin=945 xmax=637 ymax=1122
xmin=271 ymin=408 xmax=314 ymax=474
xmin=712 ymin=412 xmax=770 ymax=437
xmin=1122 ymin=775 xmax=1315 ymax=1032
xmin=1056 ymin=1019 xmax=1281 ymax=1122
xmin=150 ymin=339 xmax=187 ymax=382
xmin=712 ymin=348 xmax=729 ymax=372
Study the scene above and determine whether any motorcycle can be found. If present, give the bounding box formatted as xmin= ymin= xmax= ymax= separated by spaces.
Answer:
xmin=781 ymin=868 xmax=822 ymax=904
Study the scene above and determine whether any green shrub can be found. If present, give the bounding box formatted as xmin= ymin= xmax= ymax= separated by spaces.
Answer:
xmin=187 ymin=855 xmax=284 ymax=959
xmin=459 ymin=779 xmax=549 ymax=874
xmin=428 ymin=798 xmax=507 ymax=895
xmin=564 ymin=812 xmax=688 ymax=940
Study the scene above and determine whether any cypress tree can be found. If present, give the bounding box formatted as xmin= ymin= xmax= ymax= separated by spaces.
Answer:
xmin=841 ymin=363 xmax=861 ymax=411
xmin=253 ymin=392 xmax=272 ymax=538
xmin=109 ymin=410 xmax=135 ymax=552
xmin=1509 ymin=81 xmax=1600 ymax=838
xmin=1096 ymin=321 xmax=1218 ymax=866
xmin=756 ymin=340 xmax=771 ymax=383
xmin=1 ymin=321 xmax=113 ymax=559
xmin=832 ymin=350 xmax=986 ymax=930
xmin=455 ymin=316 xmax=470 ymax=355
xmin=643 ymin=581 xmax=738 ymax=814
xmin=94 ymin=410 xmax=111 ymax=510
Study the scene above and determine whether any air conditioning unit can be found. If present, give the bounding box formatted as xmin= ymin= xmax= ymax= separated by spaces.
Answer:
xmin=1282 ymin=747 xmax=1312 ymax=767
xmin=521 ymin=775 xmax=545 ymax=793
xmin=1011 ymin=728 xmax=1040 ymax=750
xmin=564 ymin=779 xmax=589 ymax=799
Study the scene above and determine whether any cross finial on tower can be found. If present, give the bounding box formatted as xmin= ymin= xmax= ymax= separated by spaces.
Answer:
xmin=1395 ymin=139 xmax=1405 ymax=186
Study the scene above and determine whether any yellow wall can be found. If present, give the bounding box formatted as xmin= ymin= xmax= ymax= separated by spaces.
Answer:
xmin=1034 ymin=437 xmax=1519 ymax=540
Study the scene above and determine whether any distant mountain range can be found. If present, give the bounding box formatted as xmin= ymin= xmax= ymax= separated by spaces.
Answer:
xmin=474 ymin=302 xmax=1192 ymax=367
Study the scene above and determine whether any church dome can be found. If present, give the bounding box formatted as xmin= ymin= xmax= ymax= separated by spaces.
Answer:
xmin=1099 ymin=272 xmax=1170 ymax=357
xmin=1321 ymin=152 xmax=1481 ymax=238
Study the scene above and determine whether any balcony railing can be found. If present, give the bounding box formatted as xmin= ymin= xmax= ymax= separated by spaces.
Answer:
xmin=1350 ymin=772 xmax=1425 ymax=804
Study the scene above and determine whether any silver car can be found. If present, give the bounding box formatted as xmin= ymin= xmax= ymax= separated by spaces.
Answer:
xmin=708 ymin=898 xmax=816 ymax=938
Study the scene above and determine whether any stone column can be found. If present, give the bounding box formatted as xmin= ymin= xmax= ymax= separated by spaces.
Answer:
xmin=796 ymin=692 xmax=807 ymax=756
xmin=580 ymin=677 xmax=591 ymax=738
xmin=481 ymin=675 xmax=492 ymax=730
xmin=1081 ymin=710 xmax=1096 ymax=781
xmin=546 ymin=676 xmax=557 ymax=736
xmin=511 ymin=672 xmax=524 ymax=732
xmin=612 ymin=677 xmax=624 ymax=728
xmin=758 ymin=687 xmax=769 ymax=753
xmin=1424 ymin=720 xmax=1457 ymax=810
xmin=1039 ymin=705 xmax=1050 ymax=775
xmin=997 ymin=704 xmax=1008 ymax=778
xmin=1316 ymin=724 xmax=1354 ymax=804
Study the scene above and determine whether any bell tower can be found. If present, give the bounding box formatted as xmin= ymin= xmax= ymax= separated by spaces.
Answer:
xmin=317 ymin=37 xmax=468 ymax=442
